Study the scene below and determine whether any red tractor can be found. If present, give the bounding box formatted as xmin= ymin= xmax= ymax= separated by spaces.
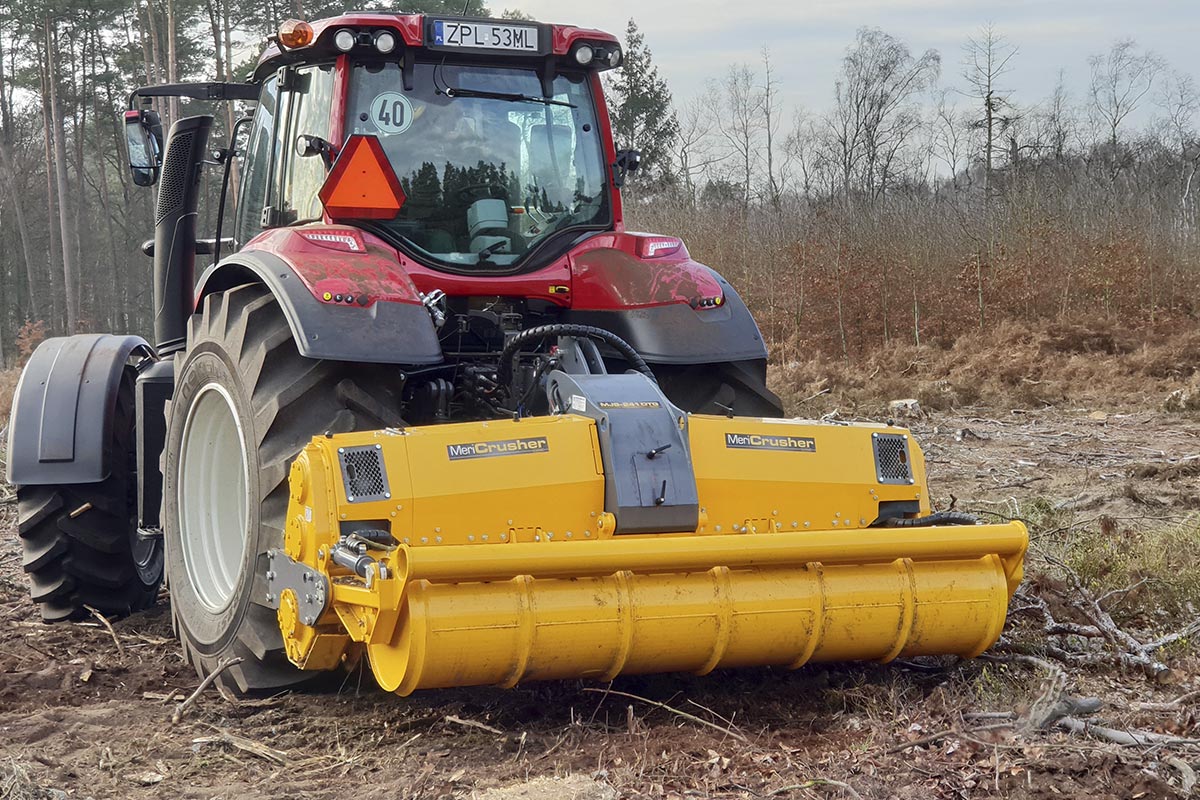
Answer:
xmin=8 ymin=13 xmax=1025 ymax=695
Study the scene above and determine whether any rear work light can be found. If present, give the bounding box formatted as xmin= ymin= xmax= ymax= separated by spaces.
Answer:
xmin=334 ymin=28 xmax=356 ymax=52
xmin=374 ymin=31 xmax=397 ymax=53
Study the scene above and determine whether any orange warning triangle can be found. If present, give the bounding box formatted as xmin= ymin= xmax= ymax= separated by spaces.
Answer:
xmin=318 ymin=134 xmax=407 ymax=221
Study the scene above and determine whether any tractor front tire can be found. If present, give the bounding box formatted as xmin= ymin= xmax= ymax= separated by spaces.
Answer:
xmin=17 ymin=369 xmax=163 ymax=622
xmin=162 ymin=284 xmax=400 ymax=692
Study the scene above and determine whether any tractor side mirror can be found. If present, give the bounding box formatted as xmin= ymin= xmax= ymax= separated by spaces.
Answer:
xmin=124 ymin=109 xmax=163 ymax=187
xmin=613 ymin=149 xmax=641 ymax=189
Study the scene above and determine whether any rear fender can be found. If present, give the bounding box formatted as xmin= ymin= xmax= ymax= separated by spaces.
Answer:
xmin=7 ymin=334 xmax=154 ymax=486
xmin=566 ymin=234 xmax=768 ymax=364
xmin=194 ymin=243 xmax=442 ymax=365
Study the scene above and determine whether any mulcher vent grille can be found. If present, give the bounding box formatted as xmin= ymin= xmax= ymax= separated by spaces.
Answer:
xmin=338 ymin=445 xmax=390 ymax=502
xmin=873 ymin=434 xmax=913 ymax=485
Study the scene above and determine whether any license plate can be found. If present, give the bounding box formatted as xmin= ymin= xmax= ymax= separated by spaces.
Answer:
xmin=432 ymin=20 xmax=538 ymax=52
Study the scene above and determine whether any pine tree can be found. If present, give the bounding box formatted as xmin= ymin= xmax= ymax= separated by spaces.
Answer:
xmin=606 ymin=19 xmax=679 ymax=191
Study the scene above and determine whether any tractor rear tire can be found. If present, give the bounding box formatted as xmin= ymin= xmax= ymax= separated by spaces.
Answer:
xmin=17 ymin=369 xmax=163 ymax=622
xmin=162 ymin=284 xmax=402 ymax=692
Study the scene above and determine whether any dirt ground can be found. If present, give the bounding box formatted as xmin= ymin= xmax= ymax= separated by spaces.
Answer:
xmin=2 ymin=404 xmax=1199 ymax=799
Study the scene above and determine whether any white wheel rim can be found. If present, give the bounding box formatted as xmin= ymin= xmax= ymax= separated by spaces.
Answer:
xmin=178 ymin=382 xmax=250 ymax=612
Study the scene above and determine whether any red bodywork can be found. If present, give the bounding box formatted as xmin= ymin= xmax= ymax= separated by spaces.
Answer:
xmin=234 ymin=13 xmax=715 ymax=319
xmin=241 ymin=226 xmax=725 ymax=313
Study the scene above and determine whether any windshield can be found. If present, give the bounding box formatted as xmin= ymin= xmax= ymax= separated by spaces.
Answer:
xmin=346 ymin=62 xmax=609 ymax=269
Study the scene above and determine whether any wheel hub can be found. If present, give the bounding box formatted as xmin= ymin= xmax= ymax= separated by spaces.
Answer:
xmin=177 ymin=382 xmax=250 ymax=612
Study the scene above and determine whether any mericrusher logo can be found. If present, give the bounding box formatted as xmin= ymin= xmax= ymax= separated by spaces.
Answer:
xmin=724 ymin=432 xmax=817 ymax=453
xmin=447 ymin=436 xmax=550 ymax=460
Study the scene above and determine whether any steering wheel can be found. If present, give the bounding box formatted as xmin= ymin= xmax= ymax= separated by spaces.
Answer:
xmin=456 ymin=182 xmax=508 ymax=204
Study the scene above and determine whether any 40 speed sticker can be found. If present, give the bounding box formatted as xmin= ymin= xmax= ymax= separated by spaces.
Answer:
xmin=370 ymin=92 xmax=414 ymax=135
xmin=724 ymin=432 xmax=816 ymax=453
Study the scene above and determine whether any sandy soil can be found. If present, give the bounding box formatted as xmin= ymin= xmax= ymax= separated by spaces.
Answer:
xmin=2 ymin=406 xmax=1198 ymax=799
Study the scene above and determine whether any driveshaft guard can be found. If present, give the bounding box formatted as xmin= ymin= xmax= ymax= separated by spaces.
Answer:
xmin=543 ymin=370 xmax=698 ymax=534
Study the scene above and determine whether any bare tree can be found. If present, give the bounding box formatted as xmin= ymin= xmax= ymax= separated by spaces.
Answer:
xmin=827 ymin=27 xmax=940 ymax=200
xmin=931 ymin=90 xmax=971 ymax=192
xmin=675 ymin=90 xmax=726 ymax=204
xmin=760 ymin=48 xmax=783 ymax=209
xmin=1031 ymin=72 xmax=1076 ymax=162
xmin=1089 ymin=39 xmax=1162 ymax=150
xmin=1155 ymin=70 xmax=1200 ymax=232
xmin=716 ymin=65 xmax=764 ymax=209
xmin=962 ymin=24 xmax=1018 ymax=195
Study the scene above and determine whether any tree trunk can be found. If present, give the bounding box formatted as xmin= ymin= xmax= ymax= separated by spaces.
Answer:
xmin=0 ymin=33 xmax=40 ymax=324
xmin=166 ymin=0 xmax=179 ymax=123
xmin=46 ymin=19 xmax=80 ymax=335
xmin=39 ymin=49 xmax=66 ymax=332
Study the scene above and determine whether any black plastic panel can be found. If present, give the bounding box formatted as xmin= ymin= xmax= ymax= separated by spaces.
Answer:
xmin=7 ymin=334 xmax=153 ymax=486
xmin=136 ymin=358 xmax=175 ymax=527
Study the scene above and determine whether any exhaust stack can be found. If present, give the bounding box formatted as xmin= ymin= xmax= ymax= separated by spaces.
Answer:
xmin=153 ymin=115 xmax=212 ymax=354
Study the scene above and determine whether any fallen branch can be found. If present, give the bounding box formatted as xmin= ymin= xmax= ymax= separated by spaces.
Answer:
xmin=582 ymin=687 xmax=748 ymax=743
xmin=767 ymin=779 xmax=863 ymax=799
xmin=979 ymin=652 xmax=1068 ymax=731
xmin=1056 ymin=717 xmax=1200 ymax=748
xmin=444 ymin=714 xmax=503 ymax=735
xmin=84 ymin=605 xmax=124 ymax=659
xmin=885 ymin=729 xmax=954 ymax=754
xmin=1131 ymin=689 xmax=1200 ymax=712
xmin=1012 ymin=557 xmax=1198 ymax=681
xmin=171 ymin=657 xmax=243 ymax=724
xmin=799 ymin=387 xmax=831 ymax=404
xmin=192 ymin=729 xmax=288 ymax=764
xmin=1166 ymin=757 xmax=1197 ymax=794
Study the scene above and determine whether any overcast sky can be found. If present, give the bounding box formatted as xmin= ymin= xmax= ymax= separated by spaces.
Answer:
xmin=510 ymin=0 xmax=1197 ymax=123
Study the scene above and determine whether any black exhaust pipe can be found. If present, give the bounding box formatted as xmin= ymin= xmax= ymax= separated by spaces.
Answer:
xmin=153 ymin=115 xmax=212 ymax=355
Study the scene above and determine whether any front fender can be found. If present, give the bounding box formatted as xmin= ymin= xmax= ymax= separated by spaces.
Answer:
xmin=7 ymin=334 xmax=153 ymax=486
xmin=194 ymin=249 xmax=443 ymax=366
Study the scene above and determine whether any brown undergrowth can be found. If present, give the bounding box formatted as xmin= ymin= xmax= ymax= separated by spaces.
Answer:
xmin=770 ymin=318 xmax=1200 ymax=416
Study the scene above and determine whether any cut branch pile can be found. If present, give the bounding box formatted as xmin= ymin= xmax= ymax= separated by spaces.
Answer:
xmin=1002 ymin=556 xmax=1199 ymax=682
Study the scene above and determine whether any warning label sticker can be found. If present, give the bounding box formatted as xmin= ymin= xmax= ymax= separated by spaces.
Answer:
xmin=447 ymin=437 xmax=550 ymax=460
xmin=724 ymin=432 xmax=816 ymax=453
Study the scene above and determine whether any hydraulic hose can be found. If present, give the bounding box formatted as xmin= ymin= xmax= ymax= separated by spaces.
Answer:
xmin=883 ymin=511 xmax=982 ymax=528
xmin=496 ymin=324 xmax=656 ymax=388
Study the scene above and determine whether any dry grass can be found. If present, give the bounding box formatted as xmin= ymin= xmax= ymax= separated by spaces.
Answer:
xmin=0 ymin=369 xmax=18 ymax=426
xmin=768 ymin=318 xmax=1200 ymax=416
xmin=0 ymin=759 xmax=50 ymax=800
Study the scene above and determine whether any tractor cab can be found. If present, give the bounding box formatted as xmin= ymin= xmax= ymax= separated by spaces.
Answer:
xmin=230 ymin=14 xmax=628 ymax=273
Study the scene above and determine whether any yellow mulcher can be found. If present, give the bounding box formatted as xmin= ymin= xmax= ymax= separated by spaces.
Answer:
xmin=273 ymin=371 xmax=1025 ymax=695
xmin=8 ymin=10 xmax=1025 ymax=695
